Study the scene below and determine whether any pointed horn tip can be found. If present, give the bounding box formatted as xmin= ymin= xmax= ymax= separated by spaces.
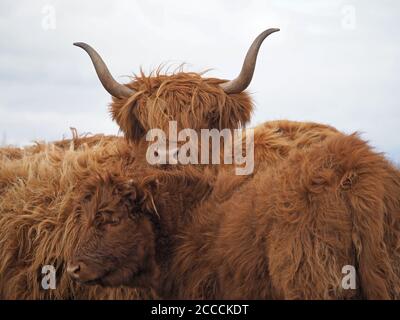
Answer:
xmin=267 ymin=28 xmax=280 ymax=33
xmin=73 ymin=42 xmax=87 ymax=49
xmin=72 ymin=41 xmax=135 ymax=98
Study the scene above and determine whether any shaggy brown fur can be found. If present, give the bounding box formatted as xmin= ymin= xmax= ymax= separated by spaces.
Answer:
xmin=105 ymin=70 xmax=400 ymax=296
xmin=245 ymin=120 xmax=339 ymax=166
xmin=0 ymin=131 xmax=123 ymax=196
xmin=110 ymin=71 xmax=253 ymax=141
xmin=0 ymin=134 xmax=154 ymax=299
xmin=2 ymin=122 xmax=399 ymax=299
xmin=69 ymin=133 xmax=400 ymax=299
xmin=0 ymin=128 xmax=115 ymax=161
xmin=0 ymin=120 xmax=345 ymax=299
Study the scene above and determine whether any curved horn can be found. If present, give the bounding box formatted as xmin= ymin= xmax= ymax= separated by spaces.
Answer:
xmin=73 ymin=42 xmax=134 ymax=99
xmin=220 ymin=28 xmax=280 ymax=94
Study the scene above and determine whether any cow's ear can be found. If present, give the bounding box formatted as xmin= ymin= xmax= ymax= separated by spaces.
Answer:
xmin=117 ymin=178 xmax=156 ymax=219
xmin=119 ymin=180 xmax=139 ymax=210
xmin=110 ymin=96 xmax=146 ymax=142
xmin=112 ymin=177 xmax=135 ymax=199
xmin=143 ymin=178 xmax=160 ymax=193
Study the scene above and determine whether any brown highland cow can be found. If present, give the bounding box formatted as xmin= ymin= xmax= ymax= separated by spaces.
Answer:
xmin=73 ymin=28 xmax=280 ymax=142
xmin=0 ymin=134 xmax=153 ymax=299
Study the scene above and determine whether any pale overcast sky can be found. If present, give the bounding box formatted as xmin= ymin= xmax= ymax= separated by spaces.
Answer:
xmin=0 ymin=0 xmax=399 ymax=162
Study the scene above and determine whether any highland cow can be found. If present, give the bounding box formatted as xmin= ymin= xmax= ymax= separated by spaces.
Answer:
xmin=74 ymin=28 xmax=280 ymax=142
xmin=68 ymin=133 xmax=400 ymax=299
xmin=71 ymin=28 xmax=348 ymax=174
xmin=0 ymin=133 xmax=154 ymax=299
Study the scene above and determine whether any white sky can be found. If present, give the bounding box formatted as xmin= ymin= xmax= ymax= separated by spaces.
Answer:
xmin=0 ymin=0 xmax=399 ymax=162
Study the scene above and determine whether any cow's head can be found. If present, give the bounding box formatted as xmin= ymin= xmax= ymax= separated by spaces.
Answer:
xmin=67 ymin=172 xmax=160 ymax=288
xmin=67 ymin=167 xmax=213 ymax=289
xmin=74 ymin=28 xmax=279 ymax=141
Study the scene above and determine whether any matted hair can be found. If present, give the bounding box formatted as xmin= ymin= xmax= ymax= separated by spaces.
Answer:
xmin=110 ymin=70 xmax=253 ymax=141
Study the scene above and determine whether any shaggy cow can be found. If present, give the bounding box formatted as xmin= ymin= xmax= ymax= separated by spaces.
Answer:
xmin=74 ymin=28 xmax=280 ymax=141
xmin=0 ymin=134 xmax=154 ymax=299
xmin=67 ymin=132 xmax=400 ymax=299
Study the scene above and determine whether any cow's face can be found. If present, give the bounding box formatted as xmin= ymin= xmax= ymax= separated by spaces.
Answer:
xmin=109 ymin=72 xmax=253 ymax=142
xmin=67 ymin=173 xmax=159 ymax=288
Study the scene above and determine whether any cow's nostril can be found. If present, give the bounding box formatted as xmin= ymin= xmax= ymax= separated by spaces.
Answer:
xmin=67 ymin=263 xmax=81 ymax=279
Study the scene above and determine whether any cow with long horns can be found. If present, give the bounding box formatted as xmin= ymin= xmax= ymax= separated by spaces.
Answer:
xmin=73 ymin=28 xmax=342 ymax=168
xmin=73 ymin=29 xmax=280 ymax=141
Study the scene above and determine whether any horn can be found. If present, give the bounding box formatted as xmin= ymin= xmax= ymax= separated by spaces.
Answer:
xmin=73 ymin=42 xmax=135 ymax=99
xmin=220 ymin=28 xmax=280 ymax=94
